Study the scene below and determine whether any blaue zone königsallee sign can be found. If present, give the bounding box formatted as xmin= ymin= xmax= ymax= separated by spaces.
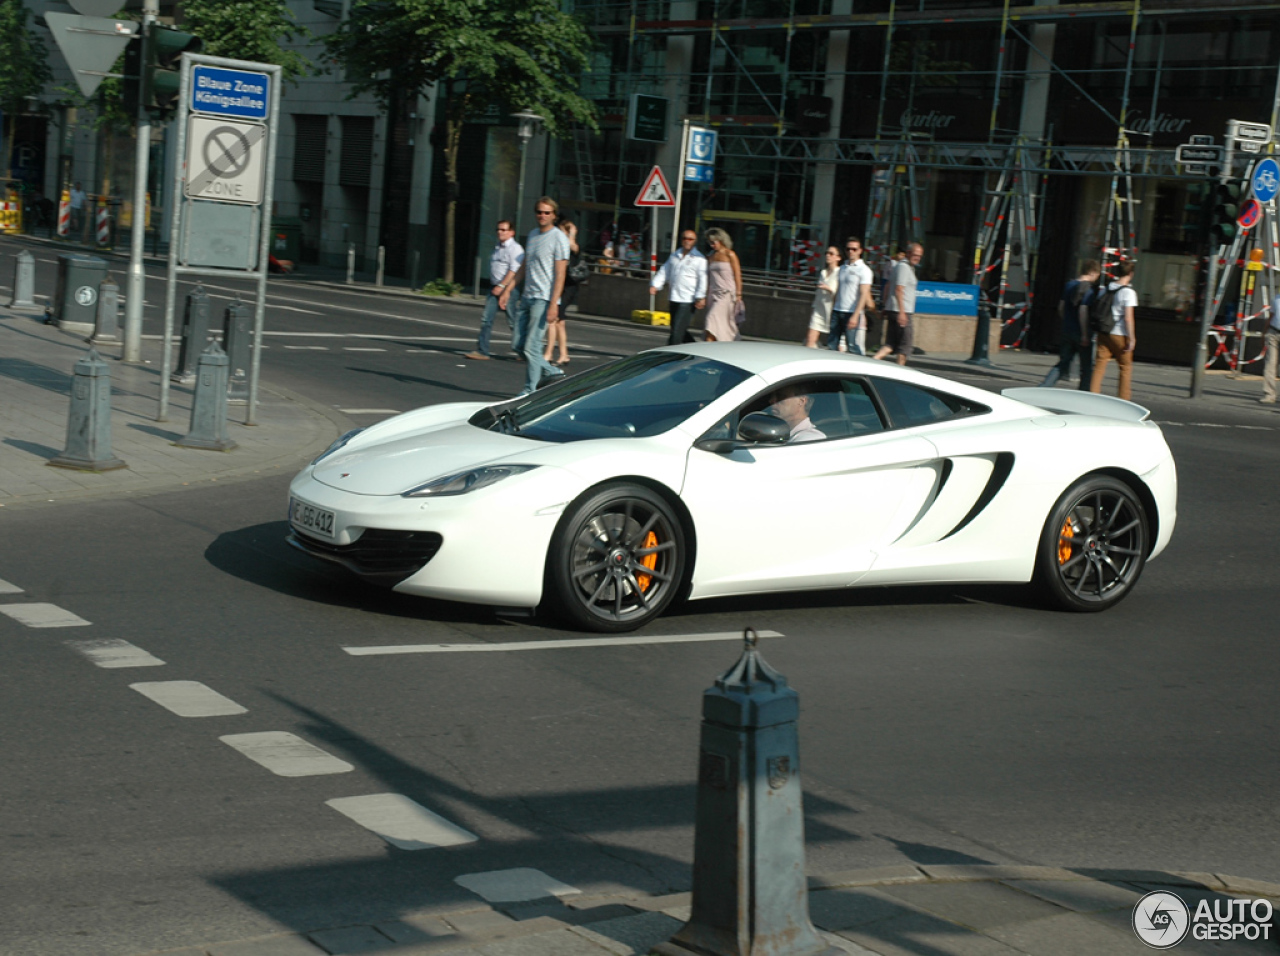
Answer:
xmin=914 ymin=282 xmax=979 ymax=317
xmin=191 ymin=65 xmax=270 ymax=121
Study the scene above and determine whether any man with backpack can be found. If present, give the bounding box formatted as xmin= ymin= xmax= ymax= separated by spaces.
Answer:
xmin=1088 ymin=260 xmax=1138 ymax=401
xmin=1040 ymin=259 xmax=1101 ymax=389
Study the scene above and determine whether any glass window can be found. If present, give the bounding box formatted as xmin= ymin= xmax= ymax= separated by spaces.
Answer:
xmin=471 ymin=353 xmax=751 ymax=442
xmin=871 ymin=378 xmax=988 ymax=428
xmin=703 ymin=376 xmax=888 ymax=444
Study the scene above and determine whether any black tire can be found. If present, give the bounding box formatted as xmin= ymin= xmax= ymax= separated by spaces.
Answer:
xmin=548 ymin=483 xmax=686 ymax=633
xmin=1035 ymin=474 xmax=1149 ymax=612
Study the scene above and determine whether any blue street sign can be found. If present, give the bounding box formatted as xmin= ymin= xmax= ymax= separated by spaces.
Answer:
xmin=191 ymin=65 xmax=270 ymax=121
xmin=684 ymin=163 xmax=714 ymax=184
xmin=687 ymin=127 xmax=717 ymax=165
xmin=914 ymin=282 xmax=979 ymax=317
xmin=1251 ymin=157 xmax=1279 ymax=204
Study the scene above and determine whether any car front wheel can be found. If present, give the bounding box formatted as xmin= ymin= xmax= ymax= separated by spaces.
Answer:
xmin=1036 ymin=474 xmax=1149 ymax=612
xmin=548 ymin=483 xmax=686 ymax=633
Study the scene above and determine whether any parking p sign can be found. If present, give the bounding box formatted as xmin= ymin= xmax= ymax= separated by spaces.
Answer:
xmin=1251 ymin=157 xmax=1279 ymax=204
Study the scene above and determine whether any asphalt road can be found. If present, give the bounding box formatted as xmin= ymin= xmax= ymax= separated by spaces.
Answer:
xmin=2 ymin=244 xmax=1278 ymax=955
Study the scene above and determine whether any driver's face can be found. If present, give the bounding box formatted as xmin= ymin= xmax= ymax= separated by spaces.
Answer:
xmin=769 ymin=392 xmax=807 ymax=425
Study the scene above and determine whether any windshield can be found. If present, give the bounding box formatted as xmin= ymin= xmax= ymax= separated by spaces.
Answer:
xmin=470 ymin=352 xmax=751 ymax=442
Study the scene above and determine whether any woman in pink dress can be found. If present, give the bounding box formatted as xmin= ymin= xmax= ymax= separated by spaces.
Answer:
xmin=703 ymin=227 xmax=743 ymax=342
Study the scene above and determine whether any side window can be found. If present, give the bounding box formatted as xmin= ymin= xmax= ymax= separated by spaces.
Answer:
xmin=871 ymin=378 xmax=989 ymax=429
xmin=701 ymin=377 xmax=886 ymax=444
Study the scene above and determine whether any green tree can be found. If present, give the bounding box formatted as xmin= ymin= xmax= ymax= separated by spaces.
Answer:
xmin=327 ymin=0 xmax=598 ymax=283
xmin=181 ymin=0 xmax=315 ymax=82
xmin=0 ymin=0 xmax=53 ymax=174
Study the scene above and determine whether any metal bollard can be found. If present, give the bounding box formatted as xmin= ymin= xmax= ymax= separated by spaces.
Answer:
xmin=91 ymin=277 xmax=120 ymax=343
xmin=173 ymin=284 xmax=213 ymax=383
xmin=376 ymin=244 xmax=385 ymax=286
xmin=653 ymin=629 xmax=839 ymax=956
xmin=346 ymin=243 xmax=356 ymax=284
xmin=965 ymin=298 xmax=993 ymax=367
xmin=223 ymin=298 xmax=252 ymax=405
xmin=175 ymin=343 xmax=238 ymax=451
xmin=10 ymin=249 xmax=36 ymax=309
xmin=48 ymin=348 xmax=127 ymax=472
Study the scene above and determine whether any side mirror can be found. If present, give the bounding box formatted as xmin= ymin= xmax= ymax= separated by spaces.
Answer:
xmin=737 ymin=412 xmax=790 ymax=444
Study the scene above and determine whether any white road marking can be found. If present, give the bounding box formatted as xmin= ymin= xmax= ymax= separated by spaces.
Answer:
xmin=271 ymin=305 xmax=323 ymax=314
xmin=337 ymin=408 xmax=401 ymax=415
xmin=0 ymin=604 xmax=91 ymax=628
xmin=283 ymin=345 xmax=329 ymax=350
xmin=342 ymin=347 xmax=387 ymax=352
xmin=266 ymin=331 xmax=343 ymax=337
xmin=69 ymin=639 xmax=165 ymax=668
xmin=455 ymin=868 xmax=580 ymax=903
xmin=326 ymin=794 xmax=478 ymax=850
xmin=220 ymin=732 xmax=354 ymax=776
xmin=0 ymin=578 xmax=23 ymax=594
xmin=344 ymin=630 xmax=785 ymax=656
xmin=131 ymin=681 xmax=246 ymax=717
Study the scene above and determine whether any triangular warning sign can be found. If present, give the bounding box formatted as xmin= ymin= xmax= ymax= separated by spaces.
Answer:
xmin=635 ymin=166 xmax=676 ymax=207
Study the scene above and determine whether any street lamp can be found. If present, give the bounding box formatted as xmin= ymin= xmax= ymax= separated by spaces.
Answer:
xmin=512 ymin=109 xmax=544 ymax=236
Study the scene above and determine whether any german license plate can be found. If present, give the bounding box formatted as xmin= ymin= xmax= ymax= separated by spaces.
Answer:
xmin=291 ymin=497 xmax=335 ymax=538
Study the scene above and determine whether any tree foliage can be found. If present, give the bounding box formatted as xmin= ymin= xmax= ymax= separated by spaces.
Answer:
xmin=0 ymin=0 xmax=52 ymax=113
xmin=181 ymin=0 xmax=316 ymax=82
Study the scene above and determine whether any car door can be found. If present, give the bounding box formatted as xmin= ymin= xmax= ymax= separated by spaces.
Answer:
xmin=679 ymin=376 xmax=942 ymax=599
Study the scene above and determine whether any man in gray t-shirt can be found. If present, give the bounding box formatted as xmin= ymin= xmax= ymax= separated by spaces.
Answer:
xmin=874 ymin=242 xmax=922 ymax=365
xmin=498 ymin=197 xmax=570 ymax=396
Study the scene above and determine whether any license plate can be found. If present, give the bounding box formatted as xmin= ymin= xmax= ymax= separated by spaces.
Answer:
xmin=291 ymin=497 xmax=335 ymax=538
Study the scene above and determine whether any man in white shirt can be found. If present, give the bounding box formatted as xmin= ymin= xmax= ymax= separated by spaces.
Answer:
xmin=466 ymin=220 xmax=523 ymax=360
xmin=874 ymin=242 xmax=922 ymax=365
xmin=69 ymin=182 xmax=86 ymax=236
xmin=650 ymin=230 xmax=708 ymax=345
xmin=498 ymin=197 xmax=570 ymax=397
xmin=829 ymin=237 xmax=874 ymax=354
xmin=1263 ymin=295 xmax=1280 ymax=404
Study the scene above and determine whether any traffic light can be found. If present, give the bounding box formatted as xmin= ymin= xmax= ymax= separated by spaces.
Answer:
xmin=121 ymin=34 xmax=142 ymax=114
xmin=143 ymin=23 xmax=202 ymax=120
xmin=1211 ymin=181 xmax=1242 ymax=246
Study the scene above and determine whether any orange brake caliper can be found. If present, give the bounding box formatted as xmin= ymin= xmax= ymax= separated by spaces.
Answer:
xmin=636 ymin=531 xmax=659 ymax=591
xmin=1058 ymin=518 xmax=1075 ymax=565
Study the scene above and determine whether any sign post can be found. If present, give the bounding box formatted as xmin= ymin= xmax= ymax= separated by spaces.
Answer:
xmin=636 ymin=166 xmax=676 ymax=313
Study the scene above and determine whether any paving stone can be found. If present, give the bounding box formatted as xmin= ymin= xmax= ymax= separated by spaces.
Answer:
xmin=811 ymin=886 xmax=927 ymax=931
xmin=307 ymin=925 xmax=396 ymax=953
xmin=375 ymin=917 xmax=457 ymax=944
xmin=622 ymin=891 xmax=692 ymax=912
xmin=918 ymin=864 xmax=1086 ymax=883
xmin=475 ymin=928 xmax=612 ymax=956
xmin=985 ymin=911 xmax=1152 ymax=955
xmin=1216 ymin=874 xmax=1280 ymax=897
xmin=879 ymin=879 xmax=1067 ymax=931
xmin=567 ymin=910 xmax=682 ymax=955
xmin=440 ymin=910 xmax=516 ymax=936
xmin=1004 ymin=877 xmax=1145 ymax=914
xmin=207 ymin=934 xmax=329 ymax=956
xmin=811 ymin=866 xmax=927 ymax=889
xmin=836 ymin=910 xmax=1025 ymax=956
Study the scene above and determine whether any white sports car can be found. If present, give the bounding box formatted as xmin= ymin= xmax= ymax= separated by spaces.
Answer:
xmin=287 ymin=342 xmax=1176 ymax=632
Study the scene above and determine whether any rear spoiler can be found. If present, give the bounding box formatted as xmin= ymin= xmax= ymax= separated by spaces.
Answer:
xmin=1001 ymin=387 xmax=1151 ymax=422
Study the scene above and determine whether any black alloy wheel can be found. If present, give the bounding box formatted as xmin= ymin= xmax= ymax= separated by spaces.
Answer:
xmin=1036 ymin=474 xmax=1149 ymax=612
xmin=549 ymin=483 xmax=686 ymax=632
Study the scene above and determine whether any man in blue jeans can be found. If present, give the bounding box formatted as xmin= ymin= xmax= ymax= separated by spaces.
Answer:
xmin=466 ymin=220 xmax=523 ymax=360
xmin=498 ymin=197 xmax=569 ymax=397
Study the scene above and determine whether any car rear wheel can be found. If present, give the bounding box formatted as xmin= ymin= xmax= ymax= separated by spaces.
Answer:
xmin=1036 ymin=475 xmax=1149 ymax=612
xmin=548 ymin=483 xmax=686 ymax=633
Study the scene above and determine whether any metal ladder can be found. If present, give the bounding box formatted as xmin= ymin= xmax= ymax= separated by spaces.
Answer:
xmin=863 ymin=137 xmax=926 ymax=293
xmin=571 ymin=127 xmax=598 ymax=205
xmin=1100 ymin=133 xmax=1140 ymax=279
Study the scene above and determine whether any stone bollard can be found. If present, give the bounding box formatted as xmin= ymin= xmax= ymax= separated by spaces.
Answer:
xmin=173 ymin=284 xmax=213 ymax=383
xmin=653 ymin=629 xmax=838 ymax=956
xmin=48 ymin=349 xmax=127 ymax=472
xmin=223 ymin=298 xmax=252 ymax=405
xmin=91 ymin=277 xmax=120 ymax=343
xmin=10 ymin=249 xmax=36 ymax=309
xmin=175 ymin=343 xmax=238 ymax=451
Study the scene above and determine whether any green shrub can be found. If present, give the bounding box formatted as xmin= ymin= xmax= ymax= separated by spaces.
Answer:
xmin=420 ymin=278 xmax=463 ymax=297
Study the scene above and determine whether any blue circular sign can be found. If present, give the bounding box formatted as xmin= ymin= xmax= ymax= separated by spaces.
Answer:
xmin=1251 ymin=157 xmax=1279 ymax=203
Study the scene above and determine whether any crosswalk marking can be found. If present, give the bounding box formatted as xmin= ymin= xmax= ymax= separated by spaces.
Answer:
xmin=344 ymin=630 xmax=785 ymax=656
xmin=342 ymin=347 xmax=386 ymax=352
xmin=337 ymin=408 xmax=401 ymax=415
xmin=0 ymin=578 xmax=23 ymax=594
xmin=69 ymin=639 xmax=165 ymax=668
xmin=326 ymin=794 xmax=478 ymax=850
xmin=220 ymin=732 xmax=354 ymax=776
xmin=131 ymin=681 xmax=246 ymax=717
xmin=455 ymin=868 xmax=580 ymax=903
xmin=0 ymin=603 xmax=90 ymax=628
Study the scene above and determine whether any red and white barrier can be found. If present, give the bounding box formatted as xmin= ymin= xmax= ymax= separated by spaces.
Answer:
xmin=96 ymin=204 xmax=109 ymax=246
xmin=57 ymin=190 xmax=70 ymax=237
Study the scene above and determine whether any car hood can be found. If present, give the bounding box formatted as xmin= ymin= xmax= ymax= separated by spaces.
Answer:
xmin=311 ymin=422 xmax=537 ymax=495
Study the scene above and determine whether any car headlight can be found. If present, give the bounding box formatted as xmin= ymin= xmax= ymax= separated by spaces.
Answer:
xmin=313 ymin=428 xmax=365 ymax=465
xmin=402 ymin=464 xmax=539 ymax=498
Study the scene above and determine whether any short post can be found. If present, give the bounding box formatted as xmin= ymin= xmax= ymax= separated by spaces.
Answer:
xmin=346 ymin=243 xmax=356 ymax=284
xmin=653 ymin=629 xmax=839 ymax=956
xmin=173 ymin=284 xmax=213 ymax=383
xmin=10 ymin=249 xmax=36 ymax=309
xmin=411 ymin=249 xmax=421 ymax=290
xmin=376 ymin=245 xmax=385 ymax=286
xmin=965 ymin=297 xmax=993 ymax=366
xmin=91 ymin=277 xmax=120 ymax=343
xmin=223 ymin=298 xmax=252 ymax=405
xmin=175 ymin=343 xmax=238 ymax=451
xmin=48 ymin=348 xmax=127 ymax=472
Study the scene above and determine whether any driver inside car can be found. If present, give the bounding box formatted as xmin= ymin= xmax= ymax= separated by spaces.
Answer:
xmin=765 ymin=384 xmax=826 ymax=443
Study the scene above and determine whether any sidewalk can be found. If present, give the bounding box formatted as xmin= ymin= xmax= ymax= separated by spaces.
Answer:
xmin=144 ymin=864 xmax=1280 ymax=956
xmin=0 ymin=301 xmax=344 ymax=512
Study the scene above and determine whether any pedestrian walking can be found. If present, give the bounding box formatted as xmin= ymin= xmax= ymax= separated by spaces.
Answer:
xmin=874 ymin=242 xmax=922 ymax=365
xmin=499 ymin=197 xmax=570 ymax=397
xmin=1088 ymin=260 xmax=1138 ymax=401
xmin=69 ymin=182 xmax=86 ymax=237
xmin=1261 ymin=293 xmax=1279 ymax=404
xmin=829 ymin=237 xmax=874 ymax=354
xmin=466 ymin=220 xmax=523 ymax=361
xmin=703 ymin=227 xmax=743 ymax=342
xmin=805 ymin=246 xmax=841 ymax=348
xmin=1040 ymin=259 xmax=1100 ymax=389
xmin=651 ymin=229 xmax=708 ymax=346
xmin=544 ymin=217 xmax=580 ymax=366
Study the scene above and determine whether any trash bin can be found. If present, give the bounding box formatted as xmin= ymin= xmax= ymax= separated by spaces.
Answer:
xmin=53 ymin=253 xmax=109 ymax=329
xmin=270 ymin=217 xmax=301 ymax=264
